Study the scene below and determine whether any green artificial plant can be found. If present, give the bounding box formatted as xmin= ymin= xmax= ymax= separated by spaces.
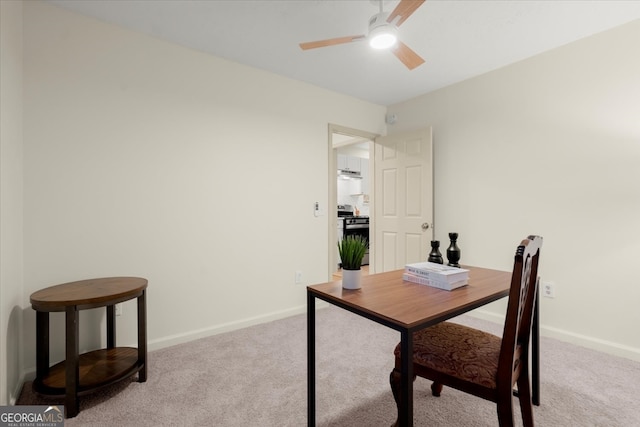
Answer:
xmin=337 ymin=235 xmax=368 ymax=271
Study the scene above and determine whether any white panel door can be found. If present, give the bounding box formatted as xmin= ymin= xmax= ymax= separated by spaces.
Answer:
xmin=374 ymin=128 xmax=433 ymax=272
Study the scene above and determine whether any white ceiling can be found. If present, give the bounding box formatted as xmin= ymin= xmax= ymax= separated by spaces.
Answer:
xmin=47 ymin=0 xmax=640 ymax=106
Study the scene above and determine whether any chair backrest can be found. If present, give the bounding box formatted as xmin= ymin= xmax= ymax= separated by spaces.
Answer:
xmin=497 ymin=235 xmax=543 ymax=387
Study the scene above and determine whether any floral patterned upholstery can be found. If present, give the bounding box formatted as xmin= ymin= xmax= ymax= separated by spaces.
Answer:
xmin=394 ymin=322 xmax=502 ymax=389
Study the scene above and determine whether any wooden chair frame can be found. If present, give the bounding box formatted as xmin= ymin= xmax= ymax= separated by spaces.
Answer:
xmin=390 ymin=235 xmax=542 ymax=427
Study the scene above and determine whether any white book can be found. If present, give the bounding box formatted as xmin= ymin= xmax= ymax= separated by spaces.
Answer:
xmin=404 ymin=261 xmax=469 ymax=283
xmin=402 ymin=272 xmax=468 ymax=291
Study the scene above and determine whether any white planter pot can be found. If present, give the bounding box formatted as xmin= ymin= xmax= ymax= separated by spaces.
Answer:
xmin=342 ymin=269 xmax=362 ymax=290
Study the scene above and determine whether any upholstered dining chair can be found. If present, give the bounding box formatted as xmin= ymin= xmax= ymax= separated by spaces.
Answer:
xmin=390 ymin=235 xmax=542 ymax=427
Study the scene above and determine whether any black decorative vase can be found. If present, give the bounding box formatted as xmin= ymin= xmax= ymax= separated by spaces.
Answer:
xmin=428 ymin=240 xmax=443 ymax=264
xmin=446 ymin=232 xmax=461 ymax=267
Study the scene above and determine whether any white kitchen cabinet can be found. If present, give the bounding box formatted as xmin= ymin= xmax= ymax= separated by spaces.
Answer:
xmin=360 ymin=158 xmax=370 ymax=196
xmin=347 ymin=156 xmax=361 ymax=173
xmin=337 ymin=154 xmax=347 ymax=170
xmin=337 ymin=154 xmax=361 ymax=173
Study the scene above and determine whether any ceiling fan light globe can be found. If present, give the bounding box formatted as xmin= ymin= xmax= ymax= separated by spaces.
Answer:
xmin=369 ymin=26 xmax=397 ymax=49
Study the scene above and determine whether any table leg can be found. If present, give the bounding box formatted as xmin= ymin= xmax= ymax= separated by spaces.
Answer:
xmin=35 ymin=311 xmax=50 ymax=381
xmin=532 ymin=288 xmax=540 ymax=406
xmin=399 ymin=329 xmax=414 ymax=427
xmin=65 ymin=306 xmax=79 ymax=418
xmin=106 ymin=305 xmax=116 ymax=349
xmin=307 ymin=291 xmax=316 ymax=427
xmin=137 ymin=290 xmax=147 ymax=382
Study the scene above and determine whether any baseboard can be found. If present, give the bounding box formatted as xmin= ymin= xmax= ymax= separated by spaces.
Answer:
xmin=11 ymin=371 xmax=33 ymax=405
xmin=17 ymin=304 xmax=638 ymax=402
xmin=147 ymin=305 xmax=307 ymax=352
xmin=470 ymin=309 xmax=640 ymax=363
xmin=10 ymin=380 xmax=20 ymax=405
xmin=21 ymin=306 xmax=310 ymax=379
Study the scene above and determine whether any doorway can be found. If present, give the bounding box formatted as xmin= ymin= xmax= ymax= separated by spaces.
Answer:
xmin=328 ymin=124 xmax=378 ymax=279
xmin=328 ymin=124 xmax=434 ymax=280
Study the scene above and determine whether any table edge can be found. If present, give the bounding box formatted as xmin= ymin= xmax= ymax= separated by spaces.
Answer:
xmin=307 ymin=266 xmax=511 ymax=330
xmin=30 ymin=277 xmax=148 ymax=311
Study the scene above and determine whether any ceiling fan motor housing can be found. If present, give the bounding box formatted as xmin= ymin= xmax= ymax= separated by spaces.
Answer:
xmin=368 ymin=12 xmax=398 ymax=49
xmin=369 ymin=12 xmax=390 ymax=31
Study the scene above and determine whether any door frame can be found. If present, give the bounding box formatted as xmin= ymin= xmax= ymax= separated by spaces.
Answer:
xmin=328 ymin=124 xmax=379 ymax=279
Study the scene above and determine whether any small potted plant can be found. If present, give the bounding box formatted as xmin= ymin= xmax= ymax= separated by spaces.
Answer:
xmin=337 ymin=235 xmax=368 ymax=289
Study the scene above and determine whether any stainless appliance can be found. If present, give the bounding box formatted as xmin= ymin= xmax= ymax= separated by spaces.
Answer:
xmin=342 ymin=216 xmax=369 ymax=266
xmin=337 ymin=204 xmax=354 ymax=218
xmin=337 ymin=169 xmax=362 ymax=179
xmin=336 ymin=205 xmax=353 ymax=269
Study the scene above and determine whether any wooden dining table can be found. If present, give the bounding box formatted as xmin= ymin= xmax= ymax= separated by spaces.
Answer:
xmin=307 ymin=266 xmax=540 ymax=427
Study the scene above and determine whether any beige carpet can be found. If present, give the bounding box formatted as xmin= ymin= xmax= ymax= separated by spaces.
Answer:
xmin=17 ymin=306 xmax=640 ymax=426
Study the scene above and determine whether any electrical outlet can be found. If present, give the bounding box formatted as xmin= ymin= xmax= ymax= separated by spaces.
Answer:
xmin=115 ymin=303 xmax=123 ymax=316
xmin=542 ymin=281 xmax=555 ymax=298
xmin=295 ymin=271 xmax=303 ymax=284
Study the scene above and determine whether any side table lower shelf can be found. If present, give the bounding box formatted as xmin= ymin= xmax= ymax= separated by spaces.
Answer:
xmin=33 ymin=347 xmax=143 ymax=396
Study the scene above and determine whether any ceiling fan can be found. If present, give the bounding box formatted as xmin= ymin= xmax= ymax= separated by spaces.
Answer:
xmin=299 ymin=0 xmax=426 ymax=70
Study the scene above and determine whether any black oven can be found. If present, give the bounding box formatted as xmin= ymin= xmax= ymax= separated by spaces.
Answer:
xmin=343 ymin=216 xmax=369 ymax=266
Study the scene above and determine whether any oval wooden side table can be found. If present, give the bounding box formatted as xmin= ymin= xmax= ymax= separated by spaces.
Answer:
xmin=30 ymin=277 xmax=148 ymax=418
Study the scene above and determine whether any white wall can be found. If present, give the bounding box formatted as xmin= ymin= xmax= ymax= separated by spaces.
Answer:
xmin=20 ymin=0 xmax=385 ymax=376
xmin=387 ymin=20 xmax=640 ymax=361
xmin=0 ymin=0 xmax=25 ymax=405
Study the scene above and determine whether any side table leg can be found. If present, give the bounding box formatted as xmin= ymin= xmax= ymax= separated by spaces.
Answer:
xmin=106 ymin=305 xmax=116 ymax=349
xmin=36 ymin=311 xmax=50 ymax=381
xmin=137 ymin=290 xmax=147 ymax=382
xmin=65 ymin=306 xmax=80 ymax=418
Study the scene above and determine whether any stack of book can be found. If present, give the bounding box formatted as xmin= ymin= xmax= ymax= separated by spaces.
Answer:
xmin=403 ymin=261 xmax=469 ymax=291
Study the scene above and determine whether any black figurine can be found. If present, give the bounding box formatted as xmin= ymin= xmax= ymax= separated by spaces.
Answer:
xmin=428 ymin=240 xmax=443 ymax=264
xmin=446 ymin=232 xmax=461 ymax=267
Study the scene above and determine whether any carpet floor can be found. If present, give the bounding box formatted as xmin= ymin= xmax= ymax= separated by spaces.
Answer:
xmin=17 ymin=306 xmax=640 ymax=426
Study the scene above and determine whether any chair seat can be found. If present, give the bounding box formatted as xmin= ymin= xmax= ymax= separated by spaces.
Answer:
xmin=394 ymin=322 xmax=501 ymax=389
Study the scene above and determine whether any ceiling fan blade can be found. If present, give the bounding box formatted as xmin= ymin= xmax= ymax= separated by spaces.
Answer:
xmin=387 ymin=0 xmax=426 ymax=27
xmin=391 ymin=41 xmax=425 ymax=70
xmin=299 ymin=35 xmax=366 ymax=50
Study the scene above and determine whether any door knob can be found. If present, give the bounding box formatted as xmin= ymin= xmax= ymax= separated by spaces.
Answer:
xmin=421 ymin=223 xmax=430 ymax=231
